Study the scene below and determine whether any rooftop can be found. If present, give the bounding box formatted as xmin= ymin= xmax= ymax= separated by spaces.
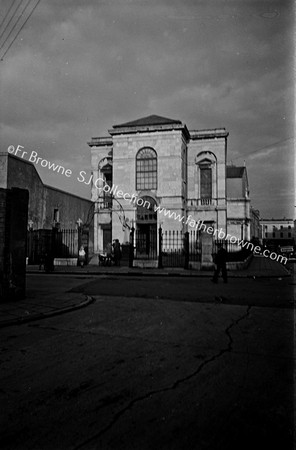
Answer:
xmin=113 ymin=114 xmax=182 ymax=128
xmin=226 ymin=166 xmax=246 ymax=178
xmin=190 ymin=128 xmax=228 ymax=139
xmin=87 ymin=136 xmax=113 ymax=147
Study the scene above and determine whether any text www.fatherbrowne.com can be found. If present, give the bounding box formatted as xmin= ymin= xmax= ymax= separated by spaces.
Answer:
xmin=153 ymin=204 xmax=287 ymax=264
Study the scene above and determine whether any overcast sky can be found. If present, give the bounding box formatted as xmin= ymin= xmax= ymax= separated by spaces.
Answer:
xmin=1 ymin=0 xmax=294 ymax=218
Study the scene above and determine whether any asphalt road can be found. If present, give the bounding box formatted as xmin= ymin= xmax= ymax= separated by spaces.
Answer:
xmin=69 ymin=274 xmax=294 ymax=308
xmin=0 ymin=274 xmax=294 ymax=450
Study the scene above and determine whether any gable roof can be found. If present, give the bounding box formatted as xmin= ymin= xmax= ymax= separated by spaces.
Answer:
xmin=226 ymin=166 xmax=246 ymax=178
xmin=113 ymin=114 xmax=182 ymax=128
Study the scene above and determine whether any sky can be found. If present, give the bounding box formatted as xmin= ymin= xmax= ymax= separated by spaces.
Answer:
xmin=0 ymin=0 xmax=294 ymax=219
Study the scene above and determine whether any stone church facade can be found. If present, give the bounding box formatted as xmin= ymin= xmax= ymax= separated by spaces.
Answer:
xmin=88 ymin=115 xmax=251 ymax=256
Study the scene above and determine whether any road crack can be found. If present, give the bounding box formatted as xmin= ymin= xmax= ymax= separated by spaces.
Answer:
xmin=74 ymin=306 xmax=252 ymax=449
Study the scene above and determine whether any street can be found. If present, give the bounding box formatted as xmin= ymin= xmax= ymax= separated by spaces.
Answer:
xmin=0 ymin=273 xmax=294 ymax=449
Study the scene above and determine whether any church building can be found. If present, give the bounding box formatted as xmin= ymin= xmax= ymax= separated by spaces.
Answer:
xmin=88 ymin=115 xmax=251 ymax=259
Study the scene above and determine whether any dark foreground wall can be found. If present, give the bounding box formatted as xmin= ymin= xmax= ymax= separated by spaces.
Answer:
xmin=0 ymin=188 xmax=28 ymax=302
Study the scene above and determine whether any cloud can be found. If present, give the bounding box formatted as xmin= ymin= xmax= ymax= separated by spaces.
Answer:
xmin=0 ymin=0 xmax=294 ymax=217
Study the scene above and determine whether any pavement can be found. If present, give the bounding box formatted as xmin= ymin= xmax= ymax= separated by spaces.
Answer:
xmin=0 ymin=256 xmax=292 ymax=328
xmin=0 ymin=292 xmax=95 ymax=328
xmin=26 ymin=254 xmax=291 ymax=277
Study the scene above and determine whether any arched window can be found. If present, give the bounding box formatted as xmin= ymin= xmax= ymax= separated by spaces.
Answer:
xmin=195 ymin=152 xmax=217 ymax=206
xmin=199 ymin=161 xmax=212 ymax=200
xmin=136 ymin=147 xmax=157 ymax=190
xmin=100 ymin=161 xmax=112 ymax=208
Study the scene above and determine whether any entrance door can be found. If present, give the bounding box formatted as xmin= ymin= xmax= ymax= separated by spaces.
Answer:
xmin=136 ymin=223 xmax=157 ymax=258
xmin=135 ymin=196 xmax=157 ymax=259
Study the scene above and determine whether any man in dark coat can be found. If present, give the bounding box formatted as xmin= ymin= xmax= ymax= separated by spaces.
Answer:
xmin=113 ymin=239 xmax=122 ymax=266
xmin=212 ymin=243 xmax=228 ymax=283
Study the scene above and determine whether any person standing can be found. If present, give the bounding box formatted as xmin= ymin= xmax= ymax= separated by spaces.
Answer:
xmin=106 ymin=242 xmax=113 ymax=266
xmin=212 ymin=243 xmax=228 ymax=283
xmin=113 ymin=239 xmax=122 ymax=266
xmin=78 ymin=245 xmax=86 ymax=268
xmin=44 ymin=251 xmax=54 ymax=273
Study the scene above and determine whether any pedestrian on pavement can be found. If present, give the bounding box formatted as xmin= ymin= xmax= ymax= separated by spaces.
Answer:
xmin=106 ymin=242 xmax=113 ymax=266
xmin=78 ymin=245 xmax=86 ymax=268
xmin=113 ymin=239 xmax=122 ymax=266
xmin=212 ymin=243 xmax=228 ymax=283
xmin=39 ymin=254 xmax=45 ymax=271
xmin=44 ymin=252 xmax=54 ymax=273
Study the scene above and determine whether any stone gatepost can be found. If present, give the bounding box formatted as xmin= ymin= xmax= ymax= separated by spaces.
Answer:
xmin=0 ymin=187 xmax=29 ymax=302
xmin=200 ymin=231 xmax=214 ymax=270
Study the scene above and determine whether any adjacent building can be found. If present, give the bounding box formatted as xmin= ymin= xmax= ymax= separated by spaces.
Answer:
xmin=260 ymin=218 xmax=295 ymax=249
xmin=0 ymin=152 xmax=94 ymax=261
xmin=226 ymin=165 xmax=250 ymax=242
xmin=250 ymin=207 xmax=261 ymax=242
xmin=0 ymin=152 xmax=93 ymax=231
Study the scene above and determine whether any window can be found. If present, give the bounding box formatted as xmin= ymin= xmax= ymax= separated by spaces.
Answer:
xmin=101 ymin=163 xmax=112 ymax=208
xmin=195 ymin=153 xmax=216 ymax=205
xmin=182 ymin=148 xmax=187 ymax=181
xmin=272 ymin=232 xmax=275 ymax=238
xmin=53 ymin=208 xmax=59 ymax=223
xmin=200 ymin=165 xmax=212 ymax=199
xmin=136 ymin=148 xmax=157 ymax=190
xmin=288 ymin=233 xmax=291 ymax=238
xmin=280 ymin=232 xmax=283 ymax=238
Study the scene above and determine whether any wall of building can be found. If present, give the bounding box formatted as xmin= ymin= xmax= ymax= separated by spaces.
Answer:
xmin=187 ymin=137 xmax=227 ymax=204
xmin=227 ymin=178 xmax=242 ymax=198
xmin=0 ymin=152 xmax=45 ymax=228
xmin=261 ymin=219 xmax=294 ymax=242
xmin=227 ymin=199 xmax=250 ymax=241
xmin=227 ymin=170 xmax=248 ymax=199
xmin=186 ymin=132 xmax=228 ymax=234
xmin=110 ymin=130 xmax=187 ymax=239
xmin=43 ymin=186 xmax=92 ymax=230
xmin=250 ymin=208 xmax=261 ymax=241
xmin=0 ymin=153 xmax=94 ymax=254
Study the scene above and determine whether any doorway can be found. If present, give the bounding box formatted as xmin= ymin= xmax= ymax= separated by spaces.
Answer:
xmin=135 ymin=196 xmax=157 ymax=259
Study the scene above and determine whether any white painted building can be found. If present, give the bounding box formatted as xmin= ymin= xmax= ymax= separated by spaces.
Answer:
xmin=260 ymin=218 xmax=294 ymax=247
xmin=88 ymin=115 xmax=251 ymax=257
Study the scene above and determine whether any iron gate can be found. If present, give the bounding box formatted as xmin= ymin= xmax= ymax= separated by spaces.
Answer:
xmin=27 ymin=228 xmax=89 ymax=264
xmin=129 ymin=227 xmax=202 ymax=268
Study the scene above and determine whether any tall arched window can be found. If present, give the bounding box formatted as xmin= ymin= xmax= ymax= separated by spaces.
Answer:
xmin=136 ymin=147 xmax=157 ymax=190
xmin=200 ymin=161 xmax=212 ymax=200
xmin=99 ymin=158 xmax=113 ymax=208
xmin=195 ymin=152 xmax=217 ymax=206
